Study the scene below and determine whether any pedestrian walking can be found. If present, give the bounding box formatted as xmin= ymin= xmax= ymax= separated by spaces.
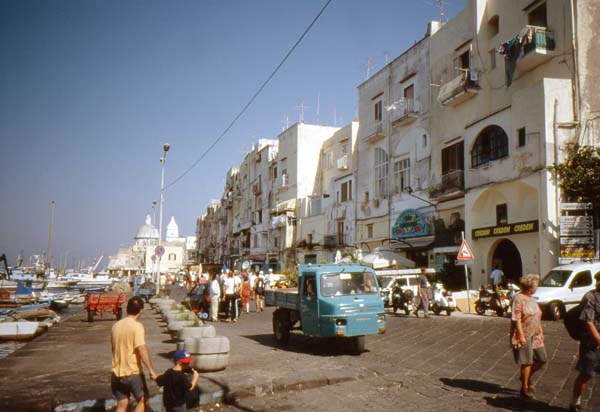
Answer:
xmin=414 ymin=267 xmax=430 ymax=318
xmin=209 ymin=273 xmax=221 ymax=322
xmin=156 ymin=349 xmax=200 ymax=412
xmin=241 ymin=276 xmax=252 ymax=313
xmin=511 ymin=274 xmax=546 ymax=399
xmin=111 ymin=296 xmax=157 ymax=412
xmin=570 ymin=273 xmax=600 ymax=412
xmin=233 ymin=270 xmax=242 ymax=320
xmin=223 ymin=271 xmax=237 ymax=322
xmin=255 ymin=271 xmax=266 ymax=312
xmin=491 ymin=265 xmax=504 ymax=290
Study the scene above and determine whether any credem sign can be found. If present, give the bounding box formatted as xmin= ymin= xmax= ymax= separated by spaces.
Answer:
xmin=472 ymin=220 xmax=538 ymax=239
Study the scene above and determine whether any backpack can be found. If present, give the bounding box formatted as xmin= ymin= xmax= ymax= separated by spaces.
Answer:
xmin=564 ymin=303 xmax=587 ymax=341
xmin=564 ymin=291 xmax=600 ymax=341
xmin=256 ymin=278 xmax=265 ymax=295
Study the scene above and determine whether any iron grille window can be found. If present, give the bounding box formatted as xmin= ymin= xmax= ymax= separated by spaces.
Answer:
xmin=471 ymin=125 xmax=509 ymax=167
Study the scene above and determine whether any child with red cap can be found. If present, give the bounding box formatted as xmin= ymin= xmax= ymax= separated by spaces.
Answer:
xmin=156 ymin=349 xmax=200 ymax=412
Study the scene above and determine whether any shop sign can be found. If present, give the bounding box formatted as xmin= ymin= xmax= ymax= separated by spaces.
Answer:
xmin=472 ymin=220 xmax=538 ymax=239
xmin=392 ymin=209 xmax=429 ymax=239
xmin=560 ymin=244 xmax=595 ymax=259
xmin=560 ymin=202 xmax=593 ymax=211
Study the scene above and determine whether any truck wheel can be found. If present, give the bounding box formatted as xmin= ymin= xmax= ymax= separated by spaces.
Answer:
xmin=273 ymin=310 xmax=290 ymax=345
xmin=87 ymin=310 xmax=94 ymax=323
xmin=548 ymin=302 xmax=564 ymax=321
xmin=350 ymin=336 xmax=365 ymax=354
xmin=432 ymin=302 xmax=442 ymax=315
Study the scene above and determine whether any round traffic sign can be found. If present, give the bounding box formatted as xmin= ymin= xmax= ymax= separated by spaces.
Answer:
xmin=155 ymin=245 xmax=165 ymax=257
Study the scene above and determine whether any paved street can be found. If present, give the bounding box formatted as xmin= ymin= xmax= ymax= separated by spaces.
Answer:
xmin=214 ymin=307 xmax=600 ymax=412
xmin=1 ymin=300 xmax=599 ymax=412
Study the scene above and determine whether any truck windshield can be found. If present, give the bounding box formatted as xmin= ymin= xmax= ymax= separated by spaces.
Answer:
xmin=541 ymin=270 xmax=572 ymax=287
xmin=320 ymin=272 xmax=378 ymax=297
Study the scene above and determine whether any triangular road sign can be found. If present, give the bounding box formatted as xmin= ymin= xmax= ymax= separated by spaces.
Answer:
xmin=457 ymin=239 xmax=475 ymax=260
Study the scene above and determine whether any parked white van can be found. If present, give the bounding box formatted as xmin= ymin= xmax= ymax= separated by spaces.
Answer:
xmin=534 ymin=261 xmax=600 ymax=320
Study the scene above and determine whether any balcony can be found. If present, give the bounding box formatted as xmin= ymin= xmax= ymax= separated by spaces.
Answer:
xmin=363 ymin=122 xmax=385 ymax=144
xmin=429 ymin=170 xmax=464 ymax=200
xmin=390 ymin=98 xmax=419 ymax=126
xmin=273 ymin=173 xmax=289 ymax=191
xmin=336 ymin=154 xmax=349 ymax=171
xmin=252 ymin=182 xmax=262 ymax=195
xmin=517 ymin=26 xmax=556 ymax=72
xmin=323 ymin=235 xmax=338 ymax=249
xmin=437 ymin=71 xmax=479 ymax=107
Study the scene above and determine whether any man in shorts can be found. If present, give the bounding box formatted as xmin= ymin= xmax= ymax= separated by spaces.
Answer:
xmin=571 ymin=273 xmax=600 ymax=412
xmin=111 ymin=296 xmax=158 ymax=412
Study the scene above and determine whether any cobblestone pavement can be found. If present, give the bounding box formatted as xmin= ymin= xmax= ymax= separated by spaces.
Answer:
xmin=213 ymin=308 xmax=600 ymax=412
xmin=1 ymin=295 xmax=599 ymax=412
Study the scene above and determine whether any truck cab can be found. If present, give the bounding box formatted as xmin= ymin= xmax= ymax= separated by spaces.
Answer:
xmin=266 ymin=263 xmax=385 ymax=353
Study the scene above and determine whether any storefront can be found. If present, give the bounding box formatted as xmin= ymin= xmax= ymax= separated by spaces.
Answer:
xmin=390 ymin=208 xmax=435 ymax=267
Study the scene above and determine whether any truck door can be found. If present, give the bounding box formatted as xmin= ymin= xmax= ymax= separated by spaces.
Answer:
xmin=300 ymin=273 xmax=319 ymax=336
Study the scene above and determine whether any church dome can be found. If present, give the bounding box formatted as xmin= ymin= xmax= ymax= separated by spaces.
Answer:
xmin=135 ymin=214 xmax=159 ymax=240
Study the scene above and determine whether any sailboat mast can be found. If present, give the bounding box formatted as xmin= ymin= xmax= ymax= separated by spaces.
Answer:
xmin=46 ymin=200 xmax=55 ymax=273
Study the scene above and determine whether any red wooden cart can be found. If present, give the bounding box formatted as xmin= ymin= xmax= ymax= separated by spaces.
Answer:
xmin=84 ymin=292 xmax=127 ymax=322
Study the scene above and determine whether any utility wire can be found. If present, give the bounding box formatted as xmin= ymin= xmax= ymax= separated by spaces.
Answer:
xmin=166 ymin=0 xmax=333 ymax=190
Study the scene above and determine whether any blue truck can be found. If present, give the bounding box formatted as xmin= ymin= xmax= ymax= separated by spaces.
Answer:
xmin=265 ymin=263 xmax=385 ymax=353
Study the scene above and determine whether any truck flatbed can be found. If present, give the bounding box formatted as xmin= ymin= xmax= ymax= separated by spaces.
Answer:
xmin=265 ymin=287 xmax=298 ymax=310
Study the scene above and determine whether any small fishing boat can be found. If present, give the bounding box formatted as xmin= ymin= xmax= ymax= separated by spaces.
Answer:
xmin=0 ymin=320 xmax=40 ymax=340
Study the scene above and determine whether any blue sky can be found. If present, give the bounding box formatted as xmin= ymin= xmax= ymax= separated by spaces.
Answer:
xmin=0 ymin=0 xmax=465 ymax=268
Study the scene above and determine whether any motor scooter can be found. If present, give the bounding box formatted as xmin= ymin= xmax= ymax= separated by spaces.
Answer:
xmin=474 ymin=285 xmax=508 ymax=317
xmin=430 ymin=282 xmax=456 ymax=316
xmin=391 ymin=283 xmax=415 ymax=315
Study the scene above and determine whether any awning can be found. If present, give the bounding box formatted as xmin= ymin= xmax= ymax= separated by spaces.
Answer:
xmin=390 ymin=235 xmax=435 ymax=249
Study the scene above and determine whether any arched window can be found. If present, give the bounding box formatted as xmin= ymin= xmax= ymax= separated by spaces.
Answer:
xmin=374 ymin=147 xmax=388 ymax=198
xmin=471 ymin=125 xmax=509 ymax=167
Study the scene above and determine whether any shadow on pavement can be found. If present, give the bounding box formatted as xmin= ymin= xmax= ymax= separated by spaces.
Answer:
xmin=203 ymin=376 xmax=257 ymax=412
xmin=484 ymin=396 xmax=571 ymax=412
xmin=439 ymin=377 xmax=517 ymax=395
xmin=242 ymin=334 xmax=366 ymax=357
xmin=440 ymin=378 xmax=571 ymax=412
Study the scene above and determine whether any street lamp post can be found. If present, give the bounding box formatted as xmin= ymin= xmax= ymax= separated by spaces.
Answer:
xmin=155 ymin=143 xmax=170 ymax=294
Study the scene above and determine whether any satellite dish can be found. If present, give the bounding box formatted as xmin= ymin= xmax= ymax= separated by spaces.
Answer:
xmin=242 ymin=260 xmax=250 ymax=270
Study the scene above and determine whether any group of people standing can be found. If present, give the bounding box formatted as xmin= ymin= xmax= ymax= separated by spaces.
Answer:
xmin=510 ymin=272 xmax=600 ymax=412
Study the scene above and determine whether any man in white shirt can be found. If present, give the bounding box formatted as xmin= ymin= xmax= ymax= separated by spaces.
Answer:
xmin=490 ymin=265 xmax=504 ymax=289
xmin=224 ymin=272 xmax=236 ymax=322
xmin=209 ymin=274 xmax=221 ymax=322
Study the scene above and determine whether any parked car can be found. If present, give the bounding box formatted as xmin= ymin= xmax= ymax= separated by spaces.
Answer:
xmin=534 ymin=261 xmax=600 ymax=320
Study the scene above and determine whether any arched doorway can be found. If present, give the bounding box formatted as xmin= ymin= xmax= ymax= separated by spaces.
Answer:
xmin=492 ymin=239 xmax=522 ymax=283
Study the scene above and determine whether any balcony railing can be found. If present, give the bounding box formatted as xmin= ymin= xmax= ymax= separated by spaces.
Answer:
xmin=323 ymin=235 xmax=338 ymax=249
xmin=363 ymin=122 xmax=385 ymax=143
xmin=429 ymin=170 xmax=464 ymax=199
xmin=437 ymin=71 xmax=479 ymax=107
xmin=517 ymin=26 xmax=556 ymax=72
xmin=336 ymin=154 xmax=349 ymax=171
xmin=390 ymin=98 xmax=419 ymax=126
xmin=273 ymin=173 xmax=289 ymax=190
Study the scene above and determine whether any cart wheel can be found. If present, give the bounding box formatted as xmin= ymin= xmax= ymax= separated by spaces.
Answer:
xmin=87 ymin=310 xmax=94 ymax=323
xmin=116 ymin=308 xmax=123 ymax=320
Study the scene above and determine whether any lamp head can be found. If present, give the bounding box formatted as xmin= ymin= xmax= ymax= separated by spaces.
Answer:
xmin=163 ymin=143 xmax=170 ymax=152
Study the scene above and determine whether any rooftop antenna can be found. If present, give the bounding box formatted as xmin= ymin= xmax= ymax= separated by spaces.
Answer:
xmin=316 ymin=92 xmax=320 ymax=124
xmin=366 ymin=56 xmax=373 ymax=79
xmin=282 ymin=115 xmax=290 ymax=131
xmin=435 ymin=0 xmax=445 ymax=23
xmin=384 ymin=51 xmax=389 ymax=65
xmin=333 ymin=106 xmax=337 ymax=127
xmin=296 ymin=101 xmax=310 ymax=123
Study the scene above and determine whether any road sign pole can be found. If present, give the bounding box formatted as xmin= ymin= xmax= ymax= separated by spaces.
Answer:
xmin=462 ymin=231 xmax=471 ymax=313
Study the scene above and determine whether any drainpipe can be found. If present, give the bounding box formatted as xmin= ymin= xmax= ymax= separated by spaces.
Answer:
xmin=570 ymin=0 xmax=581 ymax=127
